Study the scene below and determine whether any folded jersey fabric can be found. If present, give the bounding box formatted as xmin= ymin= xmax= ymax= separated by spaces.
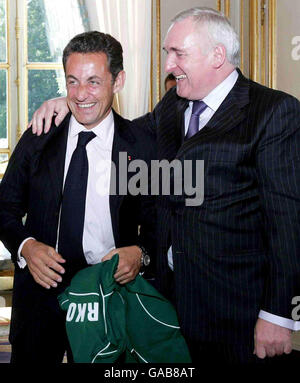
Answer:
xmin=58 ymin=254 xmax=191 ymax=363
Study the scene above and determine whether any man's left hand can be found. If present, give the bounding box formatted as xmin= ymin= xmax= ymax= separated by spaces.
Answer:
xmin=254 ymin=318 xmax=293 ymax=359
xmin=101 ymin=245 xmax=142 ymax=284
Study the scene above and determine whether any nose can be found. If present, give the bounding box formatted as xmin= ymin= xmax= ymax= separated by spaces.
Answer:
xmin=76 ymin=84 xmax=88 ymax=101
xmin=164 ymin=52 xmax=177 ymax=73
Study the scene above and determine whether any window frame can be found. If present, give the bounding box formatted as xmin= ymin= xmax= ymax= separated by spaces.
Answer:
xmin=0 ymin=0 xmax=11 ymax=178
xmin=22 ymin=0 xmax=65 ymax=129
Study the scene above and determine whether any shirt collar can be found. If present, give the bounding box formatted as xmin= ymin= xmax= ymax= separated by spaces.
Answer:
xmin=197 ymin=69 xmax=239 ymax=112
xmin=69 ymin=109 xmax=114 ymax=141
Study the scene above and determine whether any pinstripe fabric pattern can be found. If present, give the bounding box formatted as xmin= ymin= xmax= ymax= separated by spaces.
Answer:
xmin=142 ymin=70 xmax=300 ymax=360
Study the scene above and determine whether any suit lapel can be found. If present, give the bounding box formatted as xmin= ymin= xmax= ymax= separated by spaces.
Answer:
xmin=45 ymin=114 xmax=70 ymax=207
xmin=177 ymin=98 xmax=189 ymax=143
xmin=158 ymin=91 xmax=188 ymax=161
xmin=110 ymin=111 xmax=136 ymax=244
xmin=179 ymin=70 xmax=250 ymax=151
xmin=205 ymin=70 xmax=249 ymax=134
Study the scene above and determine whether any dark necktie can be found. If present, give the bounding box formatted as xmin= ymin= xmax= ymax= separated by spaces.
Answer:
xmin=58 ymin=131 xmax=96 ymax=283
xmin=185 ymin=100 xmax=207 ymax=140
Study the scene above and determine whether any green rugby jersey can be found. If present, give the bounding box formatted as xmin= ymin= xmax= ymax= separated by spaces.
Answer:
xmin=58 ymin=254 xmax=191 ymax=363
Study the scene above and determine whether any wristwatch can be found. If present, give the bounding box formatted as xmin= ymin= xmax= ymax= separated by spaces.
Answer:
xmin=139 ymin=246 xmax=150 ymax=267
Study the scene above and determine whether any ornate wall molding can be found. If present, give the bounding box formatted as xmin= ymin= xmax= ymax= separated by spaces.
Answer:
xmin=218 ymin=0 xmax=277 ymax=88
xmin=15 ymin=0 xmax=21 ymax=141
xmin=240 ymin=0 xmax=244 ymax=72
xmin=155 ymin=0 xmax=161 ymax=103
xmin=0 ymin=0 xmax=11 ymax=176
xmin=249 ymin=0 xmax=259 ymax=81
xmin=268 ymin=0 xmax=276 ymax=89
xmin=150 ymin=0 xmax=161 ymax=110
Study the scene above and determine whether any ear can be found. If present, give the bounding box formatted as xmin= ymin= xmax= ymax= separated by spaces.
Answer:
xmin=212 ymin=44 xmax=226 ymax=69
xmin=113 ymin=70 xmax=126 ymax=94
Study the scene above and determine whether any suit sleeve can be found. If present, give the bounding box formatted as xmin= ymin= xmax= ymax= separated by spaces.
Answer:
xmin=132 ymin=98 xmax=166 ymax=277
xmin=132 ymin=89 xmax=180 ymax=277
xmin=133 ymin=88 xmax=167 ymax=133
xmin=132 ymin=121 xmax=157 ymax=278
xmin=256 ymin=94 xmax=300 ymax=319
xmin=0 ymin=130 xmax=36 ymax=262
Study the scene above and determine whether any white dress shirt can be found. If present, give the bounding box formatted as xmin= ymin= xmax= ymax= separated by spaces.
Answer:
xmin=167 ymin=69 xmax=300 ymax=331
xmin=18 ymin=110 xmax=116 ymax=266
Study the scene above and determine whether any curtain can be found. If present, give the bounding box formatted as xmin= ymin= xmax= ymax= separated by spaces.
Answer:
xmin=85 ymin=0 xmax=152 ymax=120
xmin=42 ymin=0 xmax=87 ymax=61
xmin=42 ymin=0 xmax=88 ymax=94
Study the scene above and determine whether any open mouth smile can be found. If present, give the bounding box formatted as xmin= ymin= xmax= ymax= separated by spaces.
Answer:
xmin=175 ymin=75 xmax=187 ymax=81
xmin=77 ymin=103 xmax=96 ymax=109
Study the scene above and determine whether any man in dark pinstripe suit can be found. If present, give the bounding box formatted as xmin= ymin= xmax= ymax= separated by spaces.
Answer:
xmin=150 ymin=7 xmax=300 ymax=366
xmin=29 ymin=7 xmax=300 ymax=366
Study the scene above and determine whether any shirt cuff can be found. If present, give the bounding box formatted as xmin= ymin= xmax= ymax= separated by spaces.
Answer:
xmin=167 ymin=246 xmax=174 ymax=270
xmin=17 ymin=237 xmax=35 ymax=269
xmin=259 ymin=310 xmax=300 ymax=331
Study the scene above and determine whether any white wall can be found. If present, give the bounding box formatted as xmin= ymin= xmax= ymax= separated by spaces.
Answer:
xmin=160 ymin=0 xmax=217 ymax=47
xmin=276 ymin=0 xmax=300 ymax=99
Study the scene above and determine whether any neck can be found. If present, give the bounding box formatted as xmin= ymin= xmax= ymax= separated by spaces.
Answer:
xmin=203 ymin=64 xmax=236 ymax=98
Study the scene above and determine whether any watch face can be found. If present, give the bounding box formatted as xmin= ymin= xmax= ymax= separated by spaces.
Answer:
xmin=143 ymin=254 xmax=151 ymax=266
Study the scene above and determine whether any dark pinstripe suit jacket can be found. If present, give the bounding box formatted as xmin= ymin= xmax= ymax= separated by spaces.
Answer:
xmin=139 ymin=70 xmax=300 ymax=347
xmin=0 ymin=110 xmax=156 ymax=343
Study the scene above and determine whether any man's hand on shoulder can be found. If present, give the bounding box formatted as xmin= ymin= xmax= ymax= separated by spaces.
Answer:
xmin=28 ymin=97 xmax=69 ymax=136
xmin=254 ymin=318 xmax=293 ymax=359
xmin=22 ymin=239 xmax=66 ymax=289
xmin=101 ymin=245 xmax=142 ymax=285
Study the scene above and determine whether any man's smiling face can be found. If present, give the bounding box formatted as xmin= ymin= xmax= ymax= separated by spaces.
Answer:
xmin=163 ymin=17 xmax=216 ymax=100
xmin=65 ymin=52 xmax=123 ymax=129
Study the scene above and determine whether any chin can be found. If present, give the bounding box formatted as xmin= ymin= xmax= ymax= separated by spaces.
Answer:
xmin=176 ymin=89 xmax=190 ymax=99
xmin=175 ymin=87 xmax=185 ymax=97
xmin=175 ymin=84 xmax=189 ymax=98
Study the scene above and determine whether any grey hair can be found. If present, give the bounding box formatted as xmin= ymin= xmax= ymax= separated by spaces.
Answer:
xmin=171 ymin=7 xmax=240 ymax=67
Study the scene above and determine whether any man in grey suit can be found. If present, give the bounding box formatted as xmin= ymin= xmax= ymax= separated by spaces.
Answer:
xmin=29 ymin=7 xmax=300 ymax=366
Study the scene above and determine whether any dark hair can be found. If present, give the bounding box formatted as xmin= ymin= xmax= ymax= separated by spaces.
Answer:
xmin=63 ymin=31 xmax=123 ymax=81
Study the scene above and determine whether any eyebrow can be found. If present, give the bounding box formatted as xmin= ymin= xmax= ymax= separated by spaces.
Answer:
xmin=66 ymin=75 xmax=77 ymax=80
xmin=163 ymin=47 xmax=185 ymax=54
xmin=66 ymin=75 xmax=102 ymax=81
xmin=87 ymin=75 xmax=102 ymax=81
